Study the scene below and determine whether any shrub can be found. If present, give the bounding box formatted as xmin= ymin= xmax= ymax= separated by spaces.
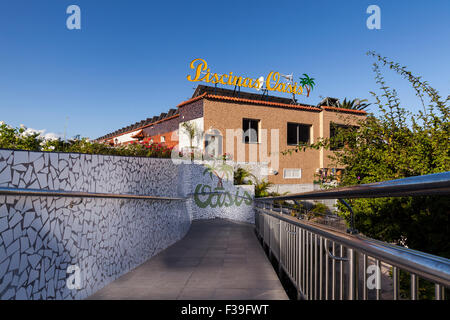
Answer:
xmin=0 ymin=123 xmax=173 ymax=159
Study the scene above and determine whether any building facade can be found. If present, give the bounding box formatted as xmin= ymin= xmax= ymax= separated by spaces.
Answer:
xmin=97 ymin=85 xmax=366 ymax=189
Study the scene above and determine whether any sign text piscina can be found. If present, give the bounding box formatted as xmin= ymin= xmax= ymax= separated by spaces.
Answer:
xmin=187 ymin=58 xmax=305 ymax=96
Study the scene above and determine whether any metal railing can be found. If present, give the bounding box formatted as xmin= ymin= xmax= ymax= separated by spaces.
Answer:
xmin=254 ymin=171 xmax=450 ymax=300
xmin=0 ymin=187 xmax=186 ymax=201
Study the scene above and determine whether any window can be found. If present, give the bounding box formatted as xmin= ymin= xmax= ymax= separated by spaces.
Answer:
xmin=287 ymin=123 xmax=311 ymax=145
xmin=243 ymin=118 xmax=260 ymax=143
xmin=160 ymin=136 xmax=165 ymax=143
xmin=283 ymin=168 xmax=302 ymax=179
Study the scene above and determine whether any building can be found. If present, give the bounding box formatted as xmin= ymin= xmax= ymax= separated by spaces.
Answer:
xmin=97 ymin=85 xmax=366 ymax=192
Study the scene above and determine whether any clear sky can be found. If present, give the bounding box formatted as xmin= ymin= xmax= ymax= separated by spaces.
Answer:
xmin=0 ymin=0 xmax=449 ymax=139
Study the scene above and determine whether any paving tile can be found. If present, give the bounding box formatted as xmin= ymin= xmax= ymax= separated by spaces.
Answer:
xmin=87 ymin=219 xmax=288 ymax=300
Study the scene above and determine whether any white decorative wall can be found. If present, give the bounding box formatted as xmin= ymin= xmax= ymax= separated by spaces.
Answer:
xmin=178 ymin=162 xmax=256 ymax=224
xmin=0 ymin=150 xmax=262 ymax=300
xmin=0 ymin=150 xmax=190 ymax=300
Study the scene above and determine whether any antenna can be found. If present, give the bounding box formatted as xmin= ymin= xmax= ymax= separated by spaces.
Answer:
xmin=281 ymin=73 xmax=296 ymax=103
xmin=281 ymin=74 xmax=293 ymax=84
xmin=255 ymin=76 xmax=265 ymax=91
xmin=63 ymin=116 xmax=69 ymax=143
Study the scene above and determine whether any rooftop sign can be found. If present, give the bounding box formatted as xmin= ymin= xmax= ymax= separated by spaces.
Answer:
xmin=187 ymin=58 xmax=315 ymax=97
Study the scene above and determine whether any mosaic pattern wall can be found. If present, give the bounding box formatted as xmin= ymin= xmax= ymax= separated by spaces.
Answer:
xmin=178 ymin=163 xmax=256 ymax=224
xmin=0 ymin=150 xmax=190 ymax=300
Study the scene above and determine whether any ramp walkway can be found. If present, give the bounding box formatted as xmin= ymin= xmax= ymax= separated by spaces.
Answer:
xmin=88 ymin=219 xmax=288 ymax=300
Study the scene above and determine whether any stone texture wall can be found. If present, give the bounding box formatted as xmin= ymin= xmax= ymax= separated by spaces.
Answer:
xmin=0 ymin=150 xmax=190 ymax=300
xmin=0 ymin=150 xmax=266 ymax=300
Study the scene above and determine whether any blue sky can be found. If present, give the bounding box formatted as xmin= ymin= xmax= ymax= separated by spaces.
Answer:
xmin=0 ymin=0 xmax=449 ymax=139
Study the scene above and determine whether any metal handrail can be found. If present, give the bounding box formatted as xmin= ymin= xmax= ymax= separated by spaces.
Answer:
xmin=0 ymin=187 xmax=186 ymax=201
xmin=257 ymin=171 xmax=450 ymax=201
xmin=254 ymin=172 xmax=450 ymax=300
xmin=258 ymin=206 xmax=450 ymax=287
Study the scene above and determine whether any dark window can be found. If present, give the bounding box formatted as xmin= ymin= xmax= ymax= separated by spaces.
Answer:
xmin=243 ymin=118 xmax=259 ymax=143
xmin=287 ymin=123 xmax=311 ymax=145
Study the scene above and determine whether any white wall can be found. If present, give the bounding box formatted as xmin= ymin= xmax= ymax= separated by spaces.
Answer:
xmin=114 ymin=130 xmax=140 ymax=144
xmin=178 ymin=118 xmax=204 ymax=152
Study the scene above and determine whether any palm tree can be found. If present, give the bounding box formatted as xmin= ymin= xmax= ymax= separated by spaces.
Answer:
xmin=233 ymin=167 xmax=256 ymax=185
xmin=181 ymin=122 xmax=202 ymax=159
xmin=203 ymin=162 xmax=234 ymax=189
xmin=253 ymin=178 xmax=273 ymax=198
xmin=299 ymin=74 xmax=316 ymax=97
xmin=338 ymin=98 xmax=370 ymax=111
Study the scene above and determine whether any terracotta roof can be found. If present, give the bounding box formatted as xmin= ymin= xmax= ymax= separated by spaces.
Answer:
xmin=322 ymin=106 xmax=367 ymax=115
xmin=176 ymin=93 xmax=207 ymax=108
xmin=177 ymin=93 xmax=322 ymax=112
xmin=207 ymin=94 xmax=322 ymax=112
xmin=130 ymin=129 xmax=144 ymax=139
xmin=97 ymin=111 xmax=179 ymax=141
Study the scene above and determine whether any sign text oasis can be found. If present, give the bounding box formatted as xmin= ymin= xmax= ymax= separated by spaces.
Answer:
xmin=187 ymin=58 xmax=315 ymax=97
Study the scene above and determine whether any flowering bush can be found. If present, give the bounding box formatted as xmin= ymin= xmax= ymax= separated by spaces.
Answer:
xmin=0 ymin=122 xmax=173 ymax=158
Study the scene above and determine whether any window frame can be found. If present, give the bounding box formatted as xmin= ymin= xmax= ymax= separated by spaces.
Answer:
xmin=287 ymin=122 xmax=312 ymax=146
xmin=242 ymin=118 xmax=260 ymax=144
xmin=283 ymin=168 xmax=302 ymax=179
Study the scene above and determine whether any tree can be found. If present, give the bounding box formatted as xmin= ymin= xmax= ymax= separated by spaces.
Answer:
xmin=338 ymin=98 xmax=371 ymax=111
xmin=181 ymin=121 xmax=202 ymax=160
xmin=286 ymin=52 xmax=449 ymax=258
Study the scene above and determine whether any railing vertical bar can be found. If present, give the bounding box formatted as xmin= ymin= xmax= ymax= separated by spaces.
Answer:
xmin=297 ymin=227 xmax=302 ymax=296
xmin=348 ymin=248 xmax=358 ymax=300
xmin=340 ymin=244 xmax=344 ymax=300
xmin=310 ymin=232 xmax=313 ymax=300
xmin=314 ymin=234 xmax=318 ymax=300
xmin=376 ymin=260 xmax=381 ymax=300
xmin=411 ymin=274 xmax=418 ymax=300
xmin=325 ymin=238 xmax=329 ymax=300
xmin=319 ymin=236 xmax=323 ymax=300
xmin=295 ymin=226 xmax=298 ymax=288
xmin=306 ymin=230 xmax=309 ymax=299
xmin=302 ymin=228 xmax=305 ymax=295
xmin=435 ymin=284 xmax=441 ymax=300
xmin=363 ymin=254 xmax=368 ymax=300
xmin=393 ymin=267 xmax=399 ymax=300
xmin=332 ymin=241 xmax=336 ymax=300
xmin=279 ymin=219 xmax=282 ymax=276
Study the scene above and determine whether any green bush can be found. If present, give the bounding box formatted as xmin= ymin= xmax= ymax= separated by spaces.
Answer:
xmin=233 ymin=167 xmax=255 ymax=185
xmin=309 ymin=202 xmax=330 ymax=215
xmin=0 ymin=123 xmax=173 ymax=158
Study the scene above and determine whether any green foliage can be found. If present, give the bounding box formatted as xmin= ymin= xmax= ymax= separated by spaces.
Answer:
xmin=0 ymin=123 xmax=43 ymax=151
xmin=0 ymin=123 xmax=173 ymax=158
xmin=338 ymin=98 xmax=371 ymax=111
xmin=285 ymin=52 xmax=449 ymax=258
xmin=253 ymin=178 xmax=273 ymax=198
xmin=309 ymin=202 xmax=330 ymax=215
xmin=233 ymin=167 xmax=255 ymax=185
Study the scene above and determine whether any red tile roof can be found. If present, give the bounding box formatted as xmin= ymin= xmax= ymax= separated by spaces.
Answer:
xmin=177 ymin=93 xmax=322 ymax=112
xmin=322 ymin=106 xmax=367 ymax=115
xmin=98 ymin=114 xmax=179 ymax=141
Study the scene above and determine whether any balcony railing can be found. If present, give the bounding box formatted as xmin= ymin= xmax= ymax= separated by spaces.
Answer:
xmin=254 ymin=171 xmax=450 ymax=300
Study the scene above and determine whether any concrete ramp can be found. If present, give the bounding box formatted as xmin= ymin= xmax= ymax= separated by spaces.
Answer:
xmin=88 ymin=219 xmax=288 ymax=300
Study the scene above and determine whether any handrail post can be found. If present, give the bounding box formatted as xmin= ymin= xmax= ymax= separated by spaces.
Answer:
xmin=348 ymin=248 xmax=359 ymax=300
xmin=338 ymin=199 xmax=358 ymax=234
